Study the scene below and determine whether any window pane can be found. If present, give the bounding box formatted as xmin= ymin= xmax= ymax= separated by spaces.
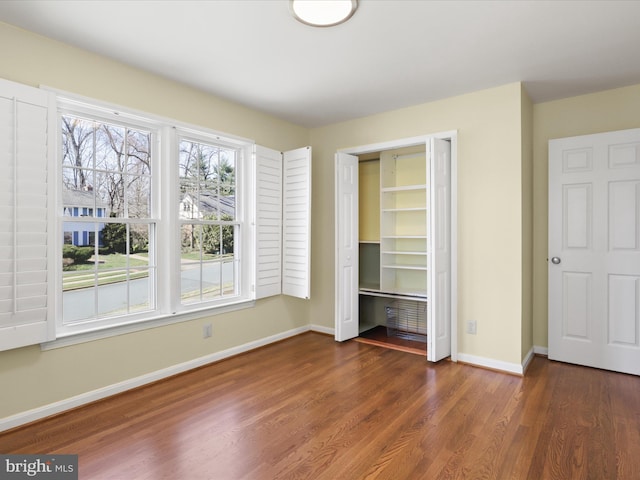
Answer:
xmin=129 ymin=268 xmax=152 ymax=313
xmin=130 ymin=224 xmax=150 ymax=261
xmin=95 ymin=124 xmax=125 ymax=173
xmin=202 ymin=224 xmax=221 ymax=256
xmin=62 ymin=280 xmax=96 ymax=323
xmin=62 ymin=166 xmax=95 ymax=194
xmin=97 ymin=172 xmax=124 ymax=218
xmin=96 ymin=268 xmax=152 ymax=318
xmin=62 ymin=222 xmax=155 ymax=323
xmin=126 ymin=175 xmax=151 ymax=218
xmin=180 ymin=223 xmax=201 ymax=303
xmin=178 ymin=140 xmax=237 ymax=223
xmin=219 ymin=150 xmax=236 ymax=220
xmin=201 ymin=257 xmax=221 ymax=302
xmin=200 ymin=188 xmax=219 ymax=221
xmin=179 ymin=178 xmax=197 ymax=220
xmin=127 ymin=129 xmax=151 ymax=176
xmin=180 ymin=221 xmax=239 ymax=305
xmin=61 ymin=116 xmax=94 ymax=170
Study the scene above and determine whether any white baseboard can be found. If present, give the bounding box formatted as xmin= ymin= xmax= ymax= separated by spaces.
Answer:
xmin=0 ymin=325 xmax=310 ymax=433
xmin=534 ymin=345 xmax=548 ymax=356
xmin=456 ymin=352 xmax=526 ymax=375
xmin=521 ymin=347 xmax=535 ymax=374
xmin=309 ymin=323 xmax=334 ymax=336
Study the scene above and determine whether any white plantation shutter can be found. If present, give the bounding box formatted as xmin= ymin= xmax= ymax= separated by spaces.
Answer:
xmin=254 ymin=145 xmax=311 ymax=300
xmin=282 ymin=147 xmax=311 ymax=299
xmin=255 ymin=145 xmax=283 ymax=299
xmin=0 ymin=79 xmax=55 ymax=351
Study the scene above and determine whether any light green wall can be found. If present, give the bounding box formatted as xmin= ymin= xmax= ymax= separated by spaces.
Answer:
xmin=310 ymin=83 xmax=528 ymax=366
xmin=532 ymin=83 xmax=640 ymax=348
xmin=0 ymin=22 xmax=311 ymax=419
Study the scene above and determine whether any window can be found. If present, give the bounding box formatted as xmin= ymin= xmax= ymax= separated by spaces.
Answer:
xmin=59 ymin=113 xmax=156 ymax=331
xmin=55 ymin=98 xmax=260 ymax=339
xmin=178 ymin=136 xmax=240 ymax=306
xmin=0 ymin=77 xmax=311 ymax=350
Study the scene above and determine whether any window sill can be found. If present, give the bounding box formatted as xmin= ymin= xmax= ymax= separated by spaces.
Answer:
xmin=40 ymin=299 xmax=256 ymax=351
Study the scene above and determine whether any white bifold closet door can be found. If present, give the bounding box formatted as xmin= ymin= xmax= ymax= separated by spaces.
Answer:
xmin=428 ymin=138 xmax=452 ymax=362
xmin=334 ymin=137 xmax=452 ymax=362
xmin=254 ymin=145 xmax=311 ymax=300
xmin=334 ymin=152 xmax=359 ymax=342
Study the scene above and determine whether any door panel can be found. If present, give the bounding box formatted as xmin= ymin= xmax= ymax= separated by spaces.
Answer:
xmin=335 ymin=152 xmax=359 ymax=341
xmin=608 ymin=275 xmax=639 ymax=346
xmin=609 ymin=181 xmax=639 ymax=250
xmin=562 ymin=271 xmax=591 ymax=339
xmin=563 ymin=184 xmax=592 ymax=249
xmin=428 ymin=138 xmax=451 ymax=361
xmin=549 ymin=128 xmax=640 ymax=375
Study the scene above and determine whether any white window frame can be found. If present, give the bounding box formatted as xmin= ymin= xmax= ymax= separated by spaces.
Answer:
xmin=172 ymin=127 xmax=254 ymax=314
xmin=56 ymin=100 xmax=163 ymax=336
xmin=48 ymin=93 xmax=257 ymax=344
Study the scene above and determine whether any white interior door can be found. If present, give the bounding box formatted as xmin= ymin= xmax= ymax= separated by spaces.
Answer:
xmin=428 ymin=138 xmax=452 ymax=361
xmin=549 ymin=128 xmax=640 ymax=375
xmin=335 ymin=152 xmax=359 ymax=341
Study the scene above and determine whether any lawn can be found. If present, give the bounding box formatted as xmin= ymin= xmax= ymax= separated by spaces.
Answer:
xmin=63 ymin=253 xmax=150 ymax=290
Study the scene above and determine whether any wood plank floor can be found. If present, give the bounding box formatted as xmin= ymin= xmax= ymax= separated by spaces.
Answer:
xmin=1 ymin=332 xmax=639 ymax=479
xmin=356 ymin=325 xmax=426 ymax=356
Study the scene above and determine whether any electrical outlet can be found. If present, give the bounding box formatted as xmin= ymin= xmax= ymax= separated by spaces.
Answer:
xmin=467 ymin=320 xmax=477 ymax=335
xmin=203 ymin=323 xmax=212 ymax=338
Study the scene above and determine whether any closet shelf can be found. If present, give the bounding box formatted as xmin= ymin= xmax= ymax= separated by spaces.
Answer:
xmin=381 ymin=235 xmax=427 ymax=239
xmin=381 ymin=264 xmax=427 ymax=271
xmin=381 ymin=184 xmax=427 ymax=192
xmin=381 ymin=251 xmax=427 ymax=255
xmin=359 ymin=287 xmax=428 ymax=302
xmin=382 ymin=207 xmax=427 ymax=213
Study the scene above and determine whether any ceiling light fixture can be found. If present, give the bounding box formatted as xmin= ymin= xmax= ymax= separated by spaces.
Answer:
xmin=290 ymin=0 xmax=358 ymax=27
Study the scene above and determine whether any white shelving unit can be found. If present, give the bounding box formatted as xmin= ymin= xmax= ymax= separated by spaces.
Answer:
xmin=379 ymin=150 xmax=428 ymax=298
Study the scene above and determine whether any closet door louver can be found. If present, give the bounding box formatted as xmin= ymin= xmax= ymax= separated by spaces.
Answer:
xmin=0 ymin=79 xmax=55 ymax=351
xmin=282 ymin=147 xmax=311 ymax=299
xmin=255 ymin=145 xmax=283 ymax=299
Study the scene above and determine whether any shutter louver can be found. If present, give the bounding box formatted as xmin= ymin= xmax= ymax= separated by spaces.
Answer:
xmin=282 ymin=147 xmax=311 ymax=299
xmin=255 ymin=145 xmax=283 ymax=299
xmin=0 ymin=79 xmax=55 ymax=351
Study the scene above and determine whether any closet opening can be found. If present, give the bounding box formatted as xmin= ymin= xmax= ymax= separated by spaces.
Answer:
xmin=334 ymin=133 xmax=457 ymax=362
xmin=356 ymin=147 xmax=428 ymax=355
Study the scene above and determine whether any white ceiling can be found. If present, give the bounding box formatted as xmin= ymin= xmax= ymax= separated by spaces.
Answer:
xmin=1 ymin=0 xmax=640 ymax=127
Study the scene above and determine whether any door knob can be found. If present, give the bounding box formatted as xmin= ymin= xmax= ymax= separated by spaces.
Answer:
xmin=551 ymin=257 xmax=561 ymax=264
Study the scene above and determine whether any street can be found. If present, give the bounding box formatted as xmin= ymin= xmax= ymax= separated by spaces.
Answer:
xmin=63 ymin=260 xmax=236 ymax=323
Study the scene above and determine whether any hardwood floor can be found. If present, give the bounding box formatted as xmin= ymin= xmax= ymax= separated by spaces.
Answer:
xmin=356 ymin=325 xmax=426 ymax=356
xmin=1 ymin=332 xmax=639 ymax=479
